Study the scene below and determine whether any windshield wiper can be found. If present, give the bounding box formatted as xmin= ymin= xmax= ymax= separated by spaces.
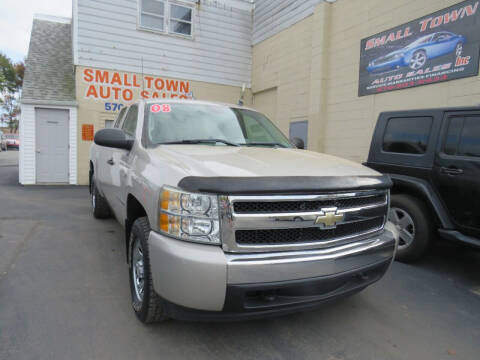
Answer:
xmin=159 ymin=139 xmax=240 ymax=147
xmin=240 ymin=142 xmax=288 ymax=148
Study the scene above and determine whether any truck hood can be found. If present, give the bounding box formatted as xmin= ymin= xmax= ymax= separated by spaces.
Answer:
xmin=148 ymin=145 xmax=379 ymax=178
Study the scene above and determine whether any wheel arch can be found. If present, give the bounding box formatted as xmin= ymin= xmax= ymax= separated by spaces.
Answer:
xmin=125 ymin=194 xmax=148 ymax=264
xmin=389 ymin=174 xmax=453 ymax=230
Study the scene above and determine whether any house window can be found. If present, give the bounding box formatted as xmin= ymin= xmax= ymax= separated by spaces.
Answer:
xmin=140 ymin=0 xmax=165 ymax=32
xmin=139 ymin=0 xmax=193 ymax=37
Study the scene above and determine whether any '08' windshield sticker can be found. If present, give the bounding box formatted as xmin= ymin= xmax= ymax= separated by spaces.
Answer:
xmin=151 ymin=104 xmax=171 ymax=113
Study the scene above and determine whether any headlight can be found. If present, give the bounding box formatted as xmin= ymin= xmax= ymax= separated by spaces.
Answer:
xmin=158 ymin=186 xmax=220 ymax=244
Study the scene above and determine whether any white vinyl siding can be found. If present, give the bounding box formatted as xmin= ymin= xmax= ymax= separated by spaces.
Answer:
xmin=75 ymin=0 xmax=253 ymax=87
xmin=253 ymin=0 xmax=323 ymax=45
xmin=19 ymin=104 xmax=77 ymax=185
xmin=19 ymin=105 xmax=35 ymax=185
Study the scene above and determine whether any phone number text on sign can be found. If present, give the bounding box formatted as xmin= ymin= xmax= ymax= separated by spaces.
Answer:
xmin=151 ymin=104 xmax=172 ymax=113
xmin=104 ymin=102 xmax=124 ymax=111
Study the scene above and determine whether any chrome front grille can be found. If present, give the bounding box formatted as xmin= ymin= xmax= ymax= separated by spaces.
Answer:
xmin=232 ymin=194 xmax=386 ymax=214
xmin=219 ymin=190 xmax=388 ymax=253
xmin=235 ymin=217 xmax=385 ymax=245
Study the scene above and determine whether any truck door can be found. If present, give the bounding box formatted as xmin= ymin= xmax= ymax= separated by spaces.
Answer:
xmin=432 ymin=111 xmax=480 ymax=237
xmin=96 ymin=107 xmax=128 ymax=195
xmin=106 ymin=105 xmax=138 ymax=221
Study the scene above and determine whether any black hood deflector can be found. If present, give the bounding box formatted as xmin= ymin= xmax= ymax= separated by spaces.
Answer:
xmin=178 ymin=175 xmax=392 ymax=195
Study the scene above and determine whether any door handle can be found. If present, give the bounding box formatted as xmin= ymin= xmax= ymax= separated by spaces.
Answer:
xmin=107 ymin=158 xmax=115 ymax=166
xmin=440 ymin=166 xmax=463 ymax=175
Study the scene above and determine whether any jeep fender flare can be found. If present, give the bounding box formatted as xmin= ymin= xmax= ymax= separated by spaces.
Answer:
xmin=388 ymin=174 xmax=454 ymax=229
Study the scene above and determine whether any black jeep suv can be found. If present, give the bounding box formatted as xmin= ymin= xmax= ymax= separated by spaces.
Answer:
xmin=365 ymin=107 xmax=480 ymax=262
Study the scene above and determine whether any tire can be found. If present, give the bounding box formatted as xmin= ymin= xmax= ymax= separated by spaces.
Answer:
xmin=409 ymin=50 xmax=427 ymax=70
xmin=389 ymin=194 xmax=433 ymax=263
xmin=90 ymin=175 xmax=111 ymax=219
xmin=455 ymin=42 xmax=463 ymax=57
xmin=129 ymin=217 xmax=167 ymax=323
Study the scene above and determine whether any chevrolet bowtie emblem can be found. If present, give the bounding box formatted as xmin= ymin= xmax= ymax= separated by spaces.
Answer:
xmin=315 ymin=211 xmax=344 ymax=228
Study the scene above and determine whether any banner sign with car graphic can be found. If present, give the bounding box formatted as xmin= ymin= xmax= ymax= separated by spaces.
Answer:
xmin=358 ymin=0 xmax=480 ymax=96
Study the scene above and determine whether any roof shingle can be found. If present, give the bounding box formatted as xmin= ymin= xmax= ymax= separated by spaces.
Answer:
xmin=22 ymin=18 xmax=75 ymax=103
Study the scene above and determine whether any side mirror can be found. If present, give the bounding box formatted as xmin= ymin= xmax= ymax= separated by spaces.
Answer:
xmin=94 ymin=128 xmax=133 ymax=150
xmin=291 ymin=137 xmax=305 ymax=150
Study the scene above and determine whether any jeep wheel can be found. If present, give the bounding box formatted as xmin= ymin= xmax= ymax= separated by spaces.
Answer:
xmin=90 ymin=176 xmax=111 ymax=219
xmin=129 ymin=217 xmax=167 ymax=323
xmin=389 ymin=194 xmax=432 ymax=262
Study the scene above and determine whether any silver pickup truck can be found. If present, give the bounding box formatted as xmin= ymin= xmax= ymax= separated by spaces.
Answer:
xmin=90 ymin=100 xmax=398 ymax=323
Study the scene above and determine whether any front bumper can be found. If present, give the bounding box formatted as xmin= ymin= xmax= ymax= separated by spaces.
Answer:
xmin=367 ymin=58 xmax=405 ymax=73
xmin=148 ymin=223 xmax=398 ymax=319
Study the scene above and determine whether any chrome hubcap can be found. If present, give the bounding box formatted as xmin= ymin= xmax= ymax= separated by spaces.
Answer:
xmin=389 ymin=207 xmax=415 ymax=250
xmin=132 ymin=239 xmax=145 ymax=302
xmin=410 ymin=52 xmax=426 ymax=70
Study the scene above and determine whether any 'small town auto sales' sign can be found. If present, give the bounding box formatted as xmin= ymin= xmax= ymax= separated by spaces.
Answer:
xmin=358 ymin=0 xmax=480 ymax=96
xmin=82 ymin=68 xmax=192 ymax=103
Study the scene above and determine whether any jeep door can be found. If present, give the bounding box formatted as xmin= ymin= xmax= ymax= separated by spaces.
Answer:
xmin=433 ymin=111 xmax=480 ymax=237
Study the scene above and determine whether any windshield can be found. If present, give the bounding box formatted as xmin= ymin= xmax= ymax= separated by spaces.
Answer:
xmin=145 ymin=103 xmax=292 ymax=148
xmin=4 ymin=134 xmax=18 ymax=139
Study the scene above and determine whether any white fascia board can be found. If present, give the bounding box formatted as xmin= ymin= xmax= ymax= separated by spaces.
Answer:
xmin=72 ymin=0 xmax=79 ymax=65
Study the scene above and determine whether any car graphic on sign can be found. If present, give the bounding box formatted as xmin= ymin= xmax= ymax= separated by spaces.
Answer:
xmin=367 ymin=31 xmax=466 ymax=73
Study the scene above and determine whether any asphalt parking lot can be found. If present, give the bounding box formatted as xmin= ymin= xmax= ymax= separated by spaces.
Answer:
xmin=0 ymin=150 xmax=479 ymax=360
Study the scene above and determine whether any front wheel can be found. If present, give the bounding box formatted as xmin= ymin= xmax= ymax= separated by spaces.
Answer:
xmin=409 ymin=50 xmax=427 ymax=70
xmin=389 ymin=194 xmax=433 ymax=262
xmin=129 ymin=217 xmax=167 ymax=323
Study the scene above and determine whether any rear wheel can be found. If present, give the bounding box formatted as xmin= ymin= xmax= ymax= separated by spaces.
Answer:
xmin=90 ymin=175 xmax=111 ymax=219
xmin=455 ymin=42 xmax=463 ymax=57
xmin=389 ymin=194 xmax=433 ymax=262
xmin=129 ymin=217 xmax=167 ymax=323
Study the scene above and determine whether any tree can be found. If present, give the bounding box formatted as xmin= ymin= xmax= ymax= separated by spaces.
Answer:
xmin=14 ymin=62 xmax=25 ymax=88
xmin=1 ymin=93 xmax=20 ymax=132
xmin=0 ymin=53 xmax=24 ymax=133
xmin=0 ymin=53 xmax=17 ymax=93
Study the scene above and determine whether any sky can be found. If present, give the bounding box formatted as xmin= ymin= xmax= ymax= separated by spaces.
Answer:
xmin=0 ymin=0 xmax=72 ymax=62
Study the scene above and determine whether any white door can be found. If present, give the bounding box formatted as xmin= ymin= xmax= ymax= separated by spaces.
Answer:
xmin=36 ymin=108 xmax=69 ymax=183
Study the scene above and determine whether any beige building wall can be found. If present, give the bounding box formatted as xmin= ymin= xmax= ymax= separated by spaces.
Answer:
xmin=75 ymin=66 xmax=251 ymax=185
xmin=251 ymin=0 xmax=480 ymax=163
xmin=252 ymin=16 xmax=314 ymax=139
